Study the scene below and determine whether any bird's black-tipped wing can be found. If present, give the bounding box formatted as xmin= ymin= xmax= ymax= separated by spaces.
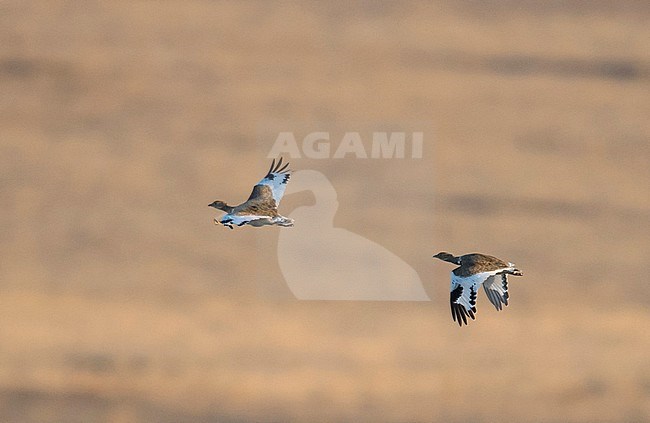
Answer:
xmin=483 ymin=274 xmax=510 ymax=311
xmin=450 ymin=274 xmax=480 ymax=327
xmin=246 ymin=157 xmax=291 ymax=205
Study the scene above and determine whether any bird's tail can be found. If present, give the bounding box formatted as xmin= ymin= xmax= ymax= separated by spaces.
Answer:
xmin=276 ymin=216 xmax=294 ymax=227
xmin=509 ymin=268 xmax=523 ymax=276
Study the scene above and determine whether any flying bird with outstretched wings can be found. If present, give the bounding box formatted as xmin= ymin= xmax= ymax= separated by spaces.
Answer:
xmin=432 ymin=252 xmax=523 ymax=326
xmin=209 ymin=157 xmax=294 ymax=229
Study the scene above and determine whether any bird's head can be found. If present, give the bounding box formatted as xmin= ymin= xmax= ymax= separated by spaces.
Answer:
xmin=208 ymin=200 xmax=229 ymax=211
xmin=432 ymin=252 xmax=460 ymax=264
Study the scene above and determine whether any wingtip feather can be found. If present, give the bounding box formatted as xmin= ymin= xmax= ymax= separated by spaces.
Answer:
xmin=268 ymin=157 xmax=290 ymax=175
xmin=277 ymin=161 xmax=290 ymax=173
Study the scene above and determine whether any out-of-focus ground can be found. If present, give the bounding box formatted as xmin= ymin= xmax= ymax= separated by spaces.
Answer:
xmin=1 ymin=1 xmax=649 ymax=422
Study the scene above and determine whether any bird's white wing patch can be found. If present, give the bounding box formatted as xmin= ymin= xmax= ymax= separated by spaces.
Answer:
xmin=450 ymin=272 xmax=493 ymax=326
xmin=450 ymin=273 xmax=479 ymax=326
xmin=483 ymin=274 xmax=510 ymax=311
xmin=254 ymin=157 xmax=291 ymax=206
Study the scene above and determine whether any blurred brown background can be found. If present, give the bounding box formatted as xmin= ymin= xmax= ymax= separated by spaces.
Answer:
xmin=1 ymin=1 xmax=649 ymax=422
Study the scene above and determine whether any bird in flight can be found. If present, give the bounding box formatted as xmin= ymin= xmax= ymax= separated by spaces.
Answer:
xmin=209 ymin=157 xmax=294 ymax=229
xmin=432 ymin=252 xmax=523 ymax=326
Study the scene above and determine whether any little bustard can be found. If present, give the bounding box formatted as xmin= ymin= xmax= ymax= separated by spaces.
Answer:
xmin=209 ymin=157 xmax=294 ymax=229
xmin=433 ymin=252 xmax=523 ymax=326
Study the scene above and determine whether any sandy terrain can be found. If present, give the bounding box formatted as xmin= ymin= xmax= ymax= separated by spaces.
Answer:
xmin=1 ymin=1 xmax=649 ymax=421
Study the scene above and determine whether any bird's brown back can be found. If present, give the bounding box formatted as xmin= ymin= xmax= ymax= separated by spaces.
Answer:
xmin=233 ymin=185 xmax=279 ymax=217
xmin=452 ymin=253 xmax=510 ymax=277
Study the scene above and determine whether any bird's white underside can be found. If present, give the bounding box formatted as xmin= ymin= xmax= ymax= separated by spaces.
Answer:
xmin=450 ymin=266 xmax=515 ymax=312
xmin=217 ymin=214 xmax=293 ymax=227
